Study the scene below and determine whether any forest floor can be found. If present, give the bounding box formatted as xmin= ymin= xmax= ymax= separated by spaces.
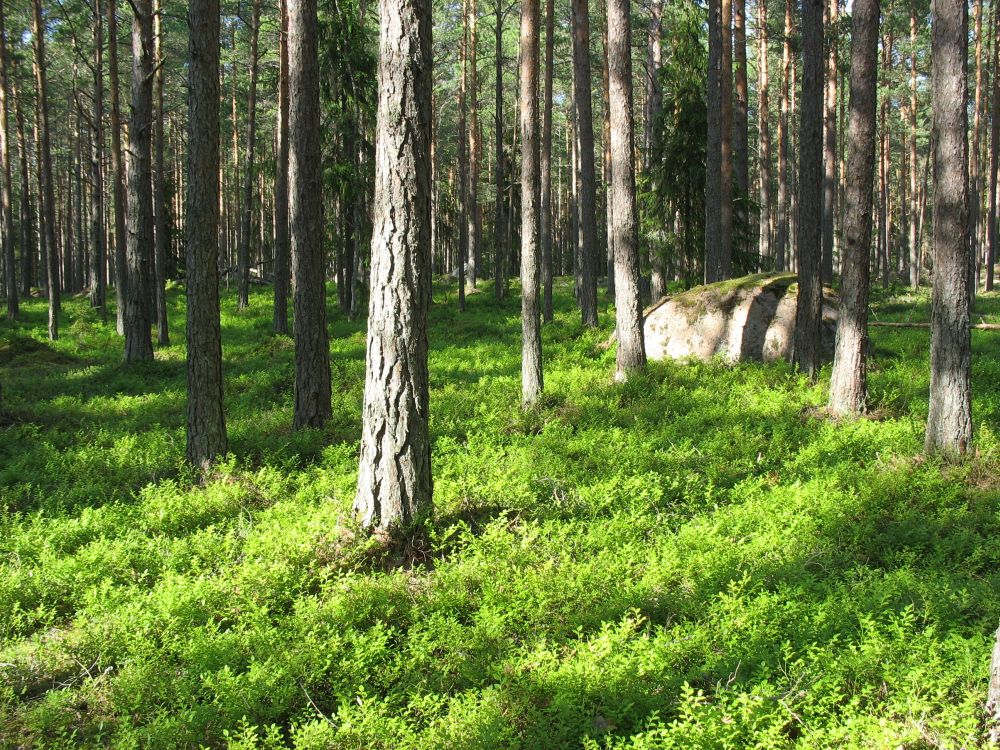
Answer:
xmin=1 ymin=279 xmax=999 ymax=749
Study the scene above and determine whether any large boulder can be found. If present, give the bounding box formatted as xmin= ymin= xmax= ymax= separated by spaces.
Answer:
xmin=643 ymin=273 xmax=838 ymax=364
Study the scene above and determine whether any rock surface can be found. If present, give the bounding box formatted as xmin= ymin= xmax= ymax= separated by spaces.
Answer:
xmin=643 ymin=273 xmax=838 ymax=364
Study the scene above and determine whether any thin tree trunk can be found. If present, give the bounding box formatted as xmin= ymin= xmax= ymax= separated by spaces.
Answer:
xmin=237 ymin=0 xmax=261 ymax=310
xmin=706 ymin=0 xmax=724 ymax=281
xmin=720 ymin=0 xmax=734 ymax=275
xmin=757 ymin=0 xmax=772 ymax=266
xmin=774 ymin=0 xmax=792 ymax=272
xmin=32 ymin=0 xmax=59 ymax=341
xmin=354 ymin=0 xmax=433 ymax=530
xmin=273 ymin=0 xmax=290 ymax=334
xmin=733 ymin=0 xmax=749 ymax=224
xmin=457 ymin=0 xmax=468 ymax=310
xmin=608 ymin=0 xmax=645 ymax=380
xmin=793 ymin=0 xmax=824 ymax=378
xmin=970 ymin=0 xmax=984 ymax=285
xmin=909 ymin=0 xmax=920 ymax=288
xmin=602 ymin=1 xmax=614 ymax=297
xmin=90 ymin=0 xmax=107 ymax=320
xmin=821 ymin=0 xmax=837 ymax=283
xmin=541 ymin=0 xmax=554 ymax=318
xmin=521 ymin=0 xmax=543 ymax=405
xmin=14 ymin=77 xmax=32 ymax=298
xmin=153 ymin=0 xmax=169 ymax=344
xmin=829 ymin=0 xmax=878 ymax=415
xmin=571 ymin=0 xmax=598 ymax=325
xmin=495 ymin=0 xmax=509 ymax=301
xmin=109 ymin=0 xmax=127 ymax=335
xmin=0 ymin=1 xmax=16 ymax=321
xmin=988 ymin=13 xmax=999 ymax=292
xmin=925 ymin=0 xmax=972 ymax=454
xmin=289 ymin=0 xmax=332 ymax=429
xmin=467 ymin=0 xmax=479 ymax=289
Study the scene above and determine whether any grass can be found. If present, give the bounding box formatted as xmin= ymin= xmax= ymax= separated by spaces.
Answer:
xmin=0 ymin=278 xmax=999 ymax=749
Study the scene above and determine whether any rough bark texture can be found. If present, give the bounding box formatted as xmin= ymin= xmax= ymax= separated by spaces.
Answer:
xmin=909 ymin=0 xmax=919 ymax=289
xmin=828 ymin=0 xmax=878 ymax=415
xmin=0 ymin=1 xmax=16 ymax=321
xmin=757 ymin=0 xmax=771 ymax=266
xmin=467 ymin=0 xmax=479 ymax=289
xmin=186 ymin=0 xmax=227 ymax=469
xmin=14 ymin=79 xmax=32 ymax=299
xmin=821 ymin=0 xmax=837 ymax=283
xmin=273 ymin=0 xmax=291 ymax=334
xmin=353 ymin=0 xmax=433 ymax=531
xmin=494 ymin=0 xmax=509 ymax=302
xmin=719 ymin=0 xmax=734 ymax=277
xmin=124 ymin=0 xmax=154 ymax=363
xmin=571 ymin=0 xmax=598 ymax=326
xmin=521 ymin=0 xmax=544 ymax=405
xmin=925 ymin=0 xmax=972 ymax=454
xmin=32 ymin=0 xmax=60 ymax=341
xmin=705 ymin=0 xmax=724 ymax=282
xmin=733 ymin=0 xmax=749 ymax=217
xmin=540 ymin=0 xmax=555 ymax=320
xmin=987 ymin=5 xmax=999 ymax=293
xmin=289 ymin=0 xmax=332 ymax=429
xmin=774 ymin=0 xmax=792 ymax=271
xmin=153 ymin=0 xmax=169 ymax=345
xmin=109 ymin=0 xmax=127 ymax=335
xmin=238 ymin=0 xmax=262 ymax=312
xmin=793 ymin=0 xmax=824 ymax=379
xmin=607 ymin=0 xmax=645 ymax=380
xmin=90 ymin=0 xmax=107 ymax=319
xmin=457 ymin=0 xmax=468 ymax=311
xmin=601 ymin=4 xmax=614 ymax=297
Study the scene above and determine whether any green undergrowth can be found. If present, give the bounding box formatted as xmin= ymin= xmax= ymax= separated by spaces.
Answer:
xmin=0 ymin=280 xmax=999 ymax=749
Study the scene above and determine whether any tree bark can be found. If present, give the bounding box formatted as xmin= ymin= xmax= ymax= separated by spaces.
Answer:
xmin=988 ymin=8 xmax=999 ymax=293
xmin=925 ymin=0 xmax=972 ymax=454
xmin=733 ymin=0 xmax=749 ymax=224
xmin=607 ymin=0 xmax=645 ymax=381
xmin=909 ymin=0 xmax=920 ymax=289
xmin=521 ymin=0 xmax=543 ymax=405
xmin=495 ymin=0 xmax=509 ymax=302
xmin=90 ymin=0 xmax=107 ymax=320
xmin=290 ymin=0 xmax=332 ymax=429
xmin=757 ymin=0 xmax=772 ymax=266
xmin=186 ymin=0 xmax=227 ymax=468
xmin=32 ymin=0 xmax=60 ymax=341
xmin=793 ymin=0 xmax=823 ymax=379
xmin=124 ymin=0 xmax=155 ymax=363
xmin=601 ymin=1 xmax=614 ymax=297
xmin=0 ymin=1 xmax=16 ymax=321
xmin=541 ymin=0 xmax=554 ymax=319
xmin=457 ymin=0 xmax=468 ymax=310
xmin=467 ymin=0 xmax=480 ymax=289
xmin=273 ymin=0 xmax=291 ymax=334
xmin=354 ymin=0 xmax=433 ymax=530
xmin=108 ymin=0 xmax=127 ymax=335
xmin=14 ymin=78 xmax=32 ymax=298
xmin=774 ymin=0 xmax=793 ymax=272
xmin=571 ymin=0 xmax=598 ymax=325
xmin=153 ymin=0 xmax=169 ymax=344
xmin=237 ymin=0 xmax=261 ymax=310
xmin=706 ymin=0 xmax=724 ymax=281
xmin=821 ymin=0 xmax=837 ymax=283
xmin=829 ymin=0 xmax=878 ymax=415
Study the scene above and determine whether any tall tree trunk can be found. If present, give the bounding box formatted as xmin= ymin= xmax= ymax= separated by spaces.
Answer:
xmin=829 ymin=0 xmax=878 ymax=415
xmin=793 ymin=0 xmax=823 ymax=378
xmin=467 ymin=0 xmax=479 ymax=289
xmin=647 ymin=1 xmax=665 ymax=298
xmin=124 ymin=0 xmax=154 ymax=362
xmin=720 ymin=0 xmax=734 ymax=275
xmin=238 ymin=0 xmax=261 ymax=310
xmin=821 ymin=0 xmax=837 ymax=283
xmin=32 ymin=0 xmax=59 ymax=341
xmin=90 ymin=0 xmax=107 ymax=320
xmin=909 ymin=0 xmax=920 ymax=288
xmin=925 ymin=0 xmax=972 ymax=454
xmin=705 ymin=0 xmax=724 ymax=281
xmin=495 ymin=0 xmax=509 ymax=301
xmin=757 ymin=0 xmax=772 ymax=266
xmin=521 ymin=0 xmax=543 ymax=405
xmin=733 ymin=0 xmax=749 ymax=229
xmin=186 ymin=0 xmax=227 ymax=469
xmin=273 ymin=0 xmax=290 ymax=333
xmin=153 ymin=0 xmax=169 ymax=344
xmin=541 ymin=0 xmax=554 ymax=319
xmin=571 ymin=0 xmax=598 ymax=326
xmin=14 ymin=78 xmax=32 ymax=297
xmin=457 ymin=0 xmax=468 ymax=310
xmin=970 ymin=0 xmax=984 ymax=286
xmin=109 ymin=0 xmax=127 ymax=335
xmin=354 ymin=0 xmax=433 ymax=530
xmin=290 ymin=0 xmax=332 ymax=429
xmin=0 ymin=1 xmax=16 ymax=321
xmin=774 ymin=0 xmax=792 ymax=271
xmin=602 ymin=1 xmax=614 ymax=297
xmin=608 ymin=0 xmax=645 ymax=380
xmin=988 ymin=15 xmax=999 ymax=293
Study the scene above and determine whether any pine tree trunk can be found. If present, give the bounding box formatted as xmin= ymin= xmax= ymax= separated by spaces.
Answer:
xmin=909 ymin=0 xmax=920 ymax=289
xmin=793 ymin=0 xmax=824 ymax=379
xmin=705 ymin=0 xmax=724 ymax=281
xmin=719 ymin=0 xmax=734 ymax=276
xmin=14 ymin=78 xmax=32 ymax=298
xmin=821 ymin=0 xmax=837 ymax=283
xmin=273 ymin=0 xmax=291 ymax=334
xmin=925 ymin=0 xmax=972 ymax=454
xmin=90 ymin=0 xmax=107 ymax=320
xmin=757 ymin=0 xmax=772 ymax=266
xmin=607 ymin=0 xmax=645 ymax=381
xmin=733 ymin=0 xmax=749 ymax=221
xmin=602 ymin=2 xmax=614 ymax=298
xmin=774 ymin=0 xmax=792 ymax=271
xmin=571 ymin=0 xmax=598 ymax=326
xmin=647 ymin=1 xmax=665 ymax=298
xmin=829 ymin=0 xmax=878 ymax=415
xmin=521 ymin=0 xmax=544 ymax=405
xmin=123 ymin=0 xmax=154 ymax=362
xmin=0 ymin=1 xmax=16 ymax=321
xmin=467 ymin=0 xmax=479 ymax=289
xmin=153 ymin=0 xmax=169 ymax=344
xmin=32 ymin=0 xmax=60 ymax=341
xmin=237 ymin=0 xmax=261 ymax=310
xmin=541 ymin=0 xmax=554 ymax=319
xmin=354 ymin=0 xmax=433 ymax=530
xmin=186 ymin=0 xmax=227 ymax=469
xmin=289 ymin=0 xmax=332 ymax=429
xmin=108 ymin=0 xmax=127 ymax=336
xmin=988 ymin=18 xmax=999 ymax=293
xmin=495 ymin=0 xmax=508 ymax=301
xmin=457 ymin=0 xmax=468 ymax=310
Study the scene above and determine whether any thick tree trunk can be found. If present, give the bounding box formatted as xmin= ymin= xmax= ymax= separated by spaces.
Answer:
xmin=757 ymin=0 xmax=772 ymax=266
xmin=829 ymin=0 xmax=878 ymax=415
xmin=354 ymin=0 xmax=433 ymax=530
xmin=821 ymin=0 xmax=837 ymax=283
xmin=521 ymin=0 xmax=543 ymax=405
xmin=124 ymin=0 xmax=154 ymax=363
xmin=90 ymin=0 xmax=107 ymax=320
xmin=541 ymin=0 xmax=554 ymax=319
xmin=153 ymin=0 xmax=169 ymax=344
xmin=32 ymin=0 xmax=60 ymax=341
xmin=774 ymin=0 xmax=792 ymax=272
xmin=925 ymin=0 xmax=972 ymax=454
xmin=0 ymin=1 xmax=16 ymax=321
xmin=607 ymin=0 xmax=645 ymax=380
xmin=571 ymin=0 xmax=598 ymax=326
xmin=273 ymin=0 xmax=291 ymax=334
xmin=186 ymin=0 xmax=227 ymax=469
xmin=289 ymin=0 xmax=332 ymax=429
xmin=793 ymin=0 xmax=824 ymax=379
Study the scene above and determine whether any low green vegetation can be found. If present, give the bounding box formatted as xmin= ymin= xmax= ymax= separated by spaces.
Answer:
xmin=1 ymin=282 xmax=999 ymax=749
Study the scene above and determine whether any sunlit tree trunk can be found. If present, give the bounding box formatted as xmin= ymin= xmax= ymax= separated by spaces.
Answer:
xmin=829 ymin=0 xmax=878 ymax=415
xmin=0 ymin=1 xmax=16 ymax=321
xmin=909 ymin=0 xmax=920 ymax=289
xmin=602 ymin=1 xmax=614 ymax=297
xmin=467 ymin=0 xmax=479 ymax=289
xmin=821 ymin=0 xmax=837 ymax=283
xmin=541 ymin=0 xmax=554 ymax=319
xmin=14 ymin=77 xmax=32 ymax=298
xmin=273 ymin=0 xmax=291 ymax=334
xmin=571 ymin=0 xmax=598 ymax=325
xmin=757 ymin=0 xmax=772 ymax=266
xmin=733 ymin=0 xmax=749 ymax=234
xmin=495 ymin=0 xmax=509 ymax=301
xmin=153 ymin=0 xmax=169 ymax=345
xmin=774 ymin=0 xmax=792 ymax=272
xmin=90 ymin=0 xmax=107 ymax=320
xmin=109 ymin=0 xmax=127 ymax=335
